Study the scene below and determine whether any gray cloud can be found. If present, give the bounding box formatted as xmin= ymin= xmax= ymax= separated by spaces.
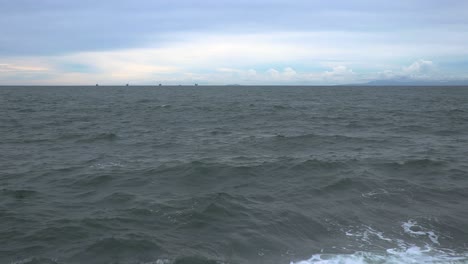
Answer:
xmin=1 ymin=0 xmax=468 ymax=55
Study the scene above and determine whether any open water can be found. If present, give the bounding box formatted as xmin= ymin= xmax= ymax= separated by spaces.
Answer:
xmin=1 ymin=86 xmax=468 ymax=264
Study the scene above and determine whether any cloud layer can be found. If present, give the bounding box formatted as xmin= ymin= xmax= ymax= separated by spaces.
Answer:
xmin=1 ymin=0 xmax=468 ymax=84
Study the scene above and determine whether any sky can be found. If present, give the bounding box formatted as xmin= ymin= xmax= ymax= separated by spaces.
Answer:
xmin=1 ymin=0 xmax=468 ymax=85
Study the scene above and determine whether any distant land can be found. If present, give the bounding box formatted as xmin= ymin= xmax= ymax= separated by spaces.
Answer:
xmin=347 ymin=79 xmax=468 ymax=86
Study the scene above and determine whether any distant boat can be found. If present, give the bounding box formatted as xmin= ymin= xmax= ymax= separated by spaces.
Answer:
xmin=95 ymin=84 xmax=99 ymax=86
xmin=158 ymin=83 xmax=162 ymax=87
xmin=126 ymin=83 xmax=129 ymax=87
xmin=195 ymin=83 xmax=198 ymax=86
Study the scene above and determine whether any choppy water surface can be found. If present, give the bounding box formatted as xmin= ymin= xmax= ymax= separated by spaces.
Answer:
xmin=1 ymin=86 xmax=468 ymax=264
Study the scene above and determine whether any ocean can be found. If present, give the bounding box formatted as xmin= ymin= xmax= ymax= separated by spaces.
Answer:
xmin=1 ymin=86 xmax=467 ymax=264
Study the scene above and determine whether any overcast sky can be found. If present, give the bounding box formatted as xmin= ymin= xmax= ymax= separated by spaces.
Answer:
xmin=1 ymin=0 xmax=468 ymax=85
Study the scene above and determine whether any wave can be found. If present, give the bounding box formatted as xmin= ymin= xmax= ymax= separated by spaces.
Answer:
xmin=209 ymin=128 xmax=232 ymax=135
xmin=374 ymin=158 xmax=447 ymax=173
xmin=402 ymin=220 xmax=439 ymax=245
xmin=294 ymin=219 xmax=468 ymax=264
xmin=434 ymin=129 xmax=466 ymax=136
xmin=8 ymin=218 xmax=468 ymax=264
xmin=152 ymin=157 xmax=350 ymax=172
xmin=273 ymin=104 xmax=290 ymax=110
xmin=143 ymin=158 xmax=357 ymax=193
xmin=77 ymin=132 xmax=118 ymax=143
xmin=98 ymin=192 xmax=137 ymax=204
xmin=10 ymin=258 xmax=60 ymax=264
xmin=271 ymin=133 xmax=379 ymax=143
xmin=289 ymin=159 xmax=348 ymax=171
xmin=5 ymin=137 xmax=54 ymax=144
xmin=398 ymin=158 xmax=446 ymax=167
xmin=127 ymin=257 xmax=224 ymax=264
xmin=250 ymin=133 xmax=391 ymax=152
xmin=148 ymin=104 xmax=171 ymax=109
xmin=57 ymin=133 xmax=84 ymax=140
xmin=172 ymin=256 xmax=221 ymax=264
xmin=72 ymin=174 xmax=114 ymax=187
xmin=292 ymin=249 xmax=468 ymax=264
xmin=91 ymin=161 xmax=124 ymax=169
xmin=388 ymin=124 xmax=428 ymax=134
xmin=448 ymin=108 xmax=466 ymax=114
xmin=1 ymin=189 xmax=39 ymax=199
xmin=72 ymin=237 xmax=162 ymax=263
xmin=7 ymin=132 xmax=118 ymax=145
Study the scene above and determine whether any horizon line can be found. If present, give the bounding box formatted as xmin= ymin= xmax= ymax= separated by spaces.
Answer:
xmin=1 ymin=84 xmax=468 ymax=87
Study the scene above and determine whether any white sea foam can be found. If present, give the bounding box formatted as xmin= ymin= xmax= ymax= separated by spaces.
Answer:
xmin=143 ymin=260 xmax=170 ymax=264
xmin=10 ymin=258 xmax=60 ymax=264
xmin=292 ymin=221 xmax=467 ymax=264
xmin=291 ymin=248 xmax=468 ymax=264
xmin=92 ymin=162 xmax=123 ymax=169
xmin=402 ymin=220 xmax=440 ymax=245
xmin=361 ymin=189 xmax=389 ymax=198
xmin=361 ymin=187 xmax=406 ymax=198
xmin=345 ymin=225 xmax=393 ymax=244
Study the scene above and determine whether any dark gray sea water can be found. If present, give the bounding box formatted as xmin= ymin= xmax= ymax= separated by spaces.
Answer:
xmin=1 ymin=86 xmax=468 ymax=264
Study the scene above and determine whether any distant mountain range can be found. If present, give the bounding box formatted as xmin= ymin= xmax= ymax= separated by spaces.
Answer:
xmin=348 ymin=79 xmax=468 ymax=86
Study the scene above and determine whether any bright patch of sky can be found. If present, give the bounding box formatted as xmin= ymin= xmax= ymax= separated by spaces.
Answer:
xmin=1 ymin=0 xmax=468 ymax=85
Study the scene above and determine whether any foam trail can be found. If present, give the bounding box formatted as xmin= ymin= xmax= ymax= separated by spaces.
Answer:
xmin=292 ymin=221 xmax=468 ymax=264
xmin=291 ymin=248 xmax=468 ymax=264
xmin=402 ymin=220 xmax=440 ymax=245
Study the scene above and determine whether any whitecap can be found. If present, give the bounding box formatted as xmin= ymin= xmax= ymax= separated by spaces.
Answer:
xmin=291 ymin=248 xmax=468 ymax=264
xmin=91 ymin=162 xmax=123 ymax=169
xmin=142 ymin=260 xmax=170 ymax=264
xmin=292 ymin=220 xmax=467 ymax=264
xmin=402 ymin=220 xmax=440 ymax=245
xmin=344 ymin=225 xmax=393 ymax=244
xmin=361 ymin=189 xmax=389 ymax=198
